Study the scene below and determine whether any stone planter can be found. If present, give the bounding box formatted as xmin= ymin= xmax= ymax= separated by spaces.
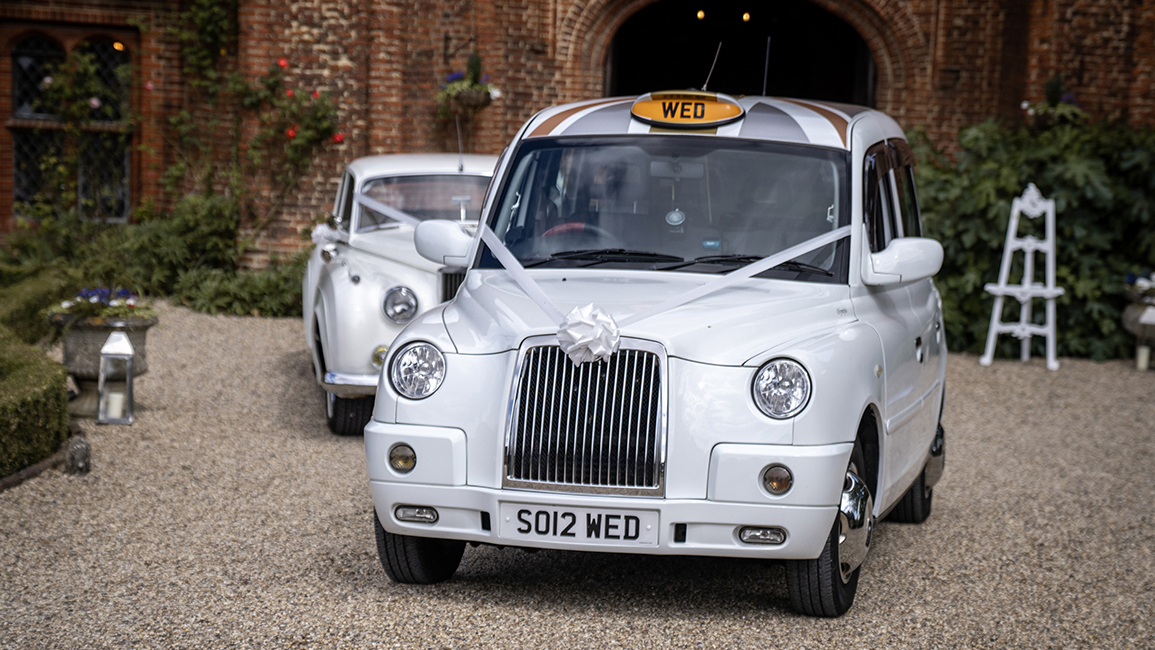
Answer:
xmin=49 ymin=314 xmax=158 ymax=418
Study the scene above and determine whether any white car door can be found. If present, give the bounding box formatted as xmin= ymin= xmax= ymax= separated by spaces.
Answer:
xmin=853 ymin=142 xmax=925 ymax=508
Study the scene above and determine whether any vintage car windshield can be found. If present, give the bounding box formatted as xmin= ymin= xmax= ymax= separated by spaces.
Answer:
xmin=358 ymin=174 xmax=490 ymax=232
xmin=481 ymin=136 xmax=850 ymax=281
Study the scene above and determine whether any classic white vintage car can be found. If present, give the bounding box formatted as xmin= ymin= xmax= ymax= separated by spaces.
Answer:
xmin=303 ymin=153 xmax=497 ymax=435
xmin=365 ymin=92 xmax=946 ymax=616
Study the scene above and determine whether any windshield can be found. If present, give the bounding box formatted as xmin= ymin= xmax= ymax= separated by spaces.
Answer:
xmin=357 ymin=174 xmax=490 ymax=232
xmin=481 ymin=137 xmax=849 ymax=281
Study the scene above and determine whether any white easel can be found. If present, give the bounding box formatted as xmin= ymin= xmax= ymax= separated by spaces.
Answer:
xmin=979 ymin=183 xmax=1065 ymax=370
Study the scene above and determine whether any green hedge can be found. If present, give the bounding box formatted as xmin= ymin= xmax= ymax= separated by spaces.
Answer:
xmin=911 ymin=111 xmax=1155 ymax=360
xmin=0 ymin=328 xmax=69 ymax=478
xmin=0 ymin=269 xmax=78 ymax=344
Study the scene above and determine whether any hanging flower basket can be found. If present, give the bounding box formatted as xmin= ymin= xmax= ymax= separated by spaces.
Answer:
xmin=449 ymin=88 xmax=492 ymax=114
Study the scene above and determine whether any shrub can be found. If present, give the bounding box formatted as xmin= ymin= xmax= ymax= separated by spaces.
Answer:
xmin=171 ymin=252 xmax=306 ymax=317
xmin=911 ymin=110 xmax=1155 ymax=360
xmin=0 ymin=269 xmax=79 ymax=344
xmin=0 ymin=328 xmax=69 ymax=478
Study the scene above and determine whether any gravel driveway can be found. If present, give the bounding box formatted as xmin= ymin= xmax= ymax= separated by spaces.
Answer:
xmin=2 ymin=301 xmax=1153 ymax=648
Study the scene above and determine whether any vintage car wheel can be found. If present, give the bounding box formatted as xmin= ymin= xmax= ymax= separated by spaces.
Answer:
xmin=326 ymin=392 xmax=374 ymax=436
xmin=785 ymin=440 xmax=873 ymax=617
xmin=373 ymin=510 xmax=465 ymax=584
xmin=887 ymin=467 xmax=933 ymax=523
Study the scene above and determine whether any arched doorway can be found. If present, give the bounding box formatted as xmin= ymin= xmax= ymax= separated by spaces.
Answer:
xmin=606 ymin=0 xmax=875 ymax=106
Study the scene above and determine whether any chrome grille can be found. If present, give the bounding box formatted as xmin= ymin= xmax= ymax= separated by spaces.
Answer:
xmin=505 ymin=339 xmax=666 ymax=495
xmin=439 ymin=267 xmax=466 ymax=302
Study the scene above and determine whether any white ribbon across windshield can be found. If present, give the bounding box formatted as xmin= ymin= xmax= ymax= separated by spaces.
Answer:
xmin=479 ymin=224 xmax=851 ymax=363
xmin=354 ymin=193 xmax=421 ymax=227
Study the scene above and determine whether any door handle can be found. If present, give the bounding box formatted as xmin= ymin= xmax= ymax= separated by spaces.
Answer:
xmin=915 ymin=336 xmax=924 ymax=363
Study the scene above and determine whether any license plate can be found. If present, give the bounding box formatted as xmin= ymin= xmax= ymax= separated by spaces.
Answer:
xmin=498 ymin=503 xmax=659 ymax=546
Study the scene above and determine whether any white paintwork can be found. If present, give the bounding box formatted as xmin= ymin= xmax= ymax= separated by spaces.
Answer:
xmin=414 ymin=220 xmax=473 ymax=266
xmin=303 ymin=153 xmax=497 ymax=398
xmin=865 ymin=237 xmax=944 ymax=285
xmin=365 ymin=99 xmax=946 ymax=562
xmin=979 ymin=183 xmax=1065 ymax=370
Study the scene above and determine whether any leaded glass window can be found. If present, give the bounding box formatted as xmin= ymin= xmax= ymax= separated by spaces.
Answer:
xmin=77 ymin=38 xmax=130 ymax=122
xmin=12 ymin=35 xmax=65 ymax=119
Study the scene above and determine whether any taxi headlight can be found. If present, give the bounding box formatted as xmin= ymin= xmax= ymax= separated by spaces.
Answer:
xmin=383 ymin=286 xmax=419 ymax=324
xmin=389 ymin=342 xmax=445 ymax=399
xmin=752 ymin=358 xmax=811 ymax=419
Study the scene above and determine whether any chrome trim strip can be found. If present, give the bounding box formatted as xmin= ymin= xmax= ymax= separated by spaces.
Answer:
xmin=322 ymin=371 xmax=379 ymax=398
xmin=502 ymin=335 xmax=669 ymax=497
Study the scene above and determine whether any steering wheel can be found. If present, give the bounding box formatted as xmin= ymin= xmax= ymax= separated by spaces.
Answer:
xmin=542 ymin=222 xmax=616 ymax=239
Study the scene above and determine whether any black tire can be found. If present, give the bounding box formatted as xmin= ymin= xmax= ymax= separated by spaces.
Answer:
xmin=887 ymin=468 xmax=933 ymax=523
xmin=785 ymin=441 xmax=868 ymax=617
xmin=373 ymin=510 xmax=465 ymax=584
xmin=326 ymin=392 xmax=374 ymax=436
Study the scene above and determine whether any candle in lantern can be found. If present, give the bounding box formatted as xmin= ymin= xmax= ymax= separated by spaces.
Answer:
xmin=107 ymin=391 xmax=125 ymax=420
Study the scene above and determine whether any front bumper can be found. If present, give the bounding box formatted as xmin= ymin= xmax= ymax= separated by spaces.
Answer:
xmin=322 ymin=370 xmax=379 ymax=398
xmin=366 ymin=420 xmax=849 ymax=560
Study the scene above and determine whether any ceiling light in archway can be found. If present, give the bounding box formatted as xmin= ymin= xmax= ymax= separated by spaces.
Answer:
xmin=742 ymin=12 xmax=751 ymax=22
xmin=697 ymin=10 xmax=705 ymax=19
xmin=113 ymin=42 xmax=125 ymax=51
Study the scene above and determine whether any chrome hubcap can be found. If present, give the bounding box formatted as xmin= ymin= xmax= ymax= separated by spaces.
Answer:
xmin=326 ymin=392 xmax=335 ymax=418
xmin=837 ymin=465 xmax=874 ymax=584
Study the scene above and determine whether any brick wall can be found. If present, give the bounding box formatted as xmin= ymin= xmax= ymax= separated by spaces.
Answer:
xmin=4 ymin=0 xmax=1155 ymax=257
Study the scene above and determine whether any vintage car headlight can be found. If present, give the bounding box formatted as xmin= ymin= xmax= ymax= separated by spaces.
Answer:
xmin=390 ymin=342 xmax=445 ymax=399
xmin=383 ymin=286 xmax=419 ymax=324
xmin=752 ymin=358 xmax=811 ymax=419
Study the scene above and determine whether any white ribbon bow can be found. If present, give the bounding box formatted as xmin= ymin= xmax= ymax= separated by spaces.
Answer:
xmin=557 ymin=304 xmax=621 ymax=364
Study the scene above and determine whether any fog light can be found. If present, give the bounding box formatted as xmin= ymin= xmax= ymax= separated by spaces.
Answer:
xmin=762 ymin=464 xmax=793 ymax=495
xmin=388 ymin=444 xmax=416 ymax=473
xmin=395 ymin=505 xmax=438 ymax=524
xmin=370 ymin=344 xmax=389 ymax=369
xmin=739 ymin=527 xmax=786 ymax=545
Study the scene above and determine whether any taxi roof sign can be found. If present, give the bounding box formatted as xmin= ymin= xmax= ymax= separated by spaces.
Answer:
xmin=630 ymin=90 xmax=744 ymax=129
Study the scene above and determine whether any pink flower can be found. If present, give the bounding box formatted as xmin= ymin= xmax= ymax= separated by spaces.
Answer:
xmin=144 ymin=81 xmax=154 ymax=91
xmin=277 ymin=58 xmax=288 ymax=69
xmin=332 ymin=133 xmax=345 ymax=144
xmin=89 ymin=97 xmax=101 ymax=109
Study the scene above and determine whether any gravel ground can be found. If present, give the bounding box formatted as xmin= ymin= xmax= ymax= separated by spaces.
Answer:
xmin=2 ymin=300 xmax=1153 ymax=649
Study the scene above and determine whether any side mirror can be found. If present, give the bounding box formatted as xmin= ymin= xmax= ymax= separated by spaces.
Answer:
xmin=862 ymin=237 xmax=944 ymax=286
xmin=415 ymin=220 xmax=474 ymax=266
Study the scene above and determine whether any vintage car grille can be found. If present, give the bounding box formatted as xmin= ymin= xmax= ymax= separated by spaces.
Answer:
xmin=504 ymin=340 xmax=666 ymax=496
xmin=439 ymin=267 xmax=466 ymax=302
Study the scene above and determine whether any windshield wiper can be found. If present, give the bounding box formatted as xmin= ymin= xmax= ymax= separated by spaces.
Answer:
xmin=525 ymin=249 xmax=684 ymax=268
xmin=662 ymin=254 xmax=833 ymax=276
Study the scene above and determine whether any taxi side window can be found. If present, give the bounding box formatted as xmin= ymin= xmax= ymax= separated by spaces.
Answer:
xmin=889 ymin=141 xmax=922 ymax=238
xmin=864 ymin=145 xmax=897 ymax=253
xmin=338 ymin=172 xmax=354 ymax=233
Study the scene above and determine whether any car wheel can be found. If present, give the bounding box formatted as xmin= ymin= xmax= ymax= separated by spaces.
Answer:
xmin=373 ymin=510 xmax=465 ymax=584
xmin=326 ymin=392 xmax=374 ymax=436
xmin=785 ymin=440 xmax=873 ymax=617
xmin=887 ymin=467 xmax=933 ymax=523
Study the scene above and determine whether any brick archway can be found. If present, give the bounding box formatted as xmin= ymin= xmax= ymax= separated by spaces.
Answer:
xmin=552 ymin=0 xmax=928 ymax=119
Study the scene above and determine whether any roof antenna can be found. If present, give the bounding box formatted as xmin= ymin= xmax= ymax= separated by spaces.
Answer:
xmin=455 ymin=114 xmax=465 ymax=172
xmin=762 ymin=36 xmax=772 ymax=96
xmin=702 ymin=42 xmax=723 ymax=91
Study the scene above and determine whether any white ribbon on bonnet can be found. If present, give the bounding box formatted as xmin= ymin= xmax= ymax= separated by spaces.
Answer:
xmin=479 ymin=225 xmax=852 ymax=365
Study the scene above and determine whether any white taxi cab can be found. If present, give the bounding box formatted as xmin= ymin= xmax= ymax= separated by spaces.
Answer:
xmin=364 ymin=92 xmax=946 ymax=616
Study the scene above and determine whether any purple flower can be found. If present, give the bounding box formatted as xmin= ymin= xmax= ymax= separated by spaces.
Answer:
xmin=446 ymin=71 xmax=465 ymax=82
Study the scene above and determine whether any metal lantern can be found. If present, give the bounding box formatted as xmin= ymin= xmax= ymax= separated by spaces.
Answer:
xmin=97 ymin=331 xmax=135 ymax=425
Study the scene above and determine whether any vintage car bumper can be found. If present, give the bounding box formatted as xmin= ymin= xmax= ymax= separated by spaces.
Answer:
xmin=322 ymin=370 xmax=379 ymax=398
xmin=366 ymin=420 xmax=848 ymax=559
